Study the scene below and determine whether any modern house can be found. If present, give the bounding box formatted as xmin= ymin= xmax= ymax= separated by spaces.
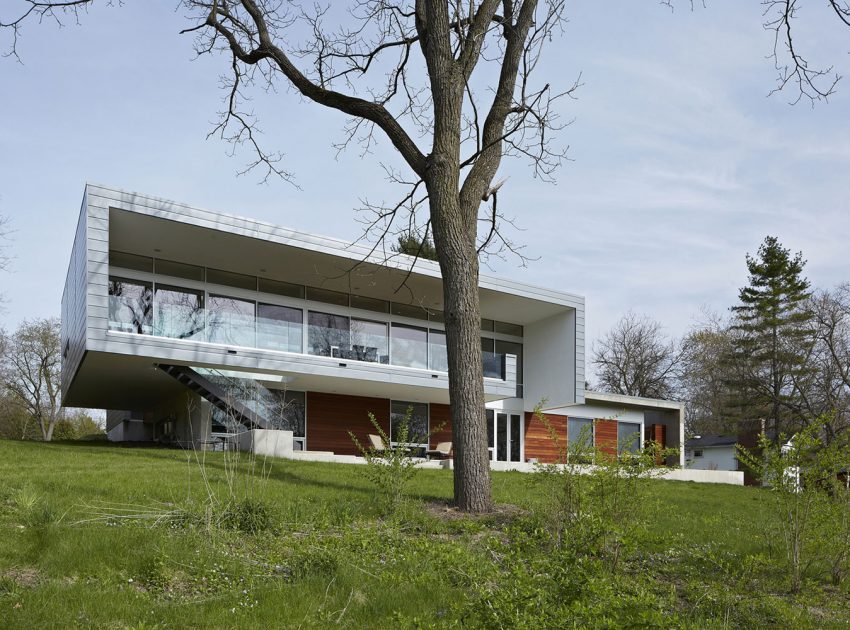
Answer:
xmin=61 ymin=184 xmax=686 ymax=468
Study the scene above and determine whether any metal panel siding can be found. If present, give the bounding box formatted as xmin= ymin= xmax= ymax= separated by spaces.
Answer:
xmin=85 ymin=199 xmax=110 ymax=348
xmin=60 ymin=193 xmax=90 ymax=398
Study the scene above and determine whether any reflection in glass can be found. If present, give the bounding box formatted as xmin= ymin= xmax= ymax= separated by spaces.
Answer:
xmin=618 ymin=422 xmax=641 ymax=455
xmin=154 ymin=285 xmax=205 ymax=340
xmin=428 ymin=329 xmax=448 ymax=372
xmin=208 ymin=295 xmax=255 ymax=347
xmin=350 ymin=319 xmax=388 ymax=364
xmin=257 ymin=303 xmax=303 ymax=353
xmin=510 ymin=414 xmax=521 ymax=462
xmin=568 ymin=417 xmax=594 ymax=448
xmin=390 ymin=400 xmax=428 ymax=444
xmin=497 ymin=413 xmax=508 ymax=461
xmin=391 ymin=324 xmax=428 ymax=369
xmin=108 ymin=278 xmax=153 ymax=334
xmin=308 ymin=311 xmax=350 ymax=358
xmin=481 ymin=337 xmax=504 ymax=379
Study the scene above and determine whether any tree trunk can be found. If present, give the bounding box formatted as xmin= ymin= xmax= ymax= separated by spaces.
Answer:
xmin=431 ymin=192 xmax=493 ymax=513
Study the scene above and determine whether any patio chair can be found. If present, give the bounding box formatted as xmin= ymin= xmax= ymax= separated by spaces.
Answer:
xmin=367 ymin=434 xmax=388 ymax=453
xmin=425 ymin=442 xmax=452 ymax=460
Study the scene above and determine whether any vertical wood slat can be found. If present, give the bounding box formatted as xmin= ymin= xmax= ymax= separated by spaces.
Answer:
xmin=594 ymin=419 xmax=619 ymax=457
xmin=524 ymin=411 xmax=568 ymax=464
xmin=306 ymin=392 xmax=390 ymax=455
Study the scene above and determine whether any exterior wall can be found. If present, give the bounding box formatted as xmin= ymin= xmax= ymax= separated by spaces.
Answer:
xmin=154 ymin=391 xmax=211 ymax=448
xmin=306 ymin=392 xmax=391 ymax=456
xmin=60 ymin=192 xmax=90 ymax=399
xmin=107 ymin=419 xmax=152 ymax=442
xmin=524 ymin=310 xmax=583 ymax=412
xmin=524 ymin=411 xmax=568 ymax=463
xmin=594 ymin=419 xmax=618 ymax=456
xmin=686 ymin=445 xmax=739 ymax=471
xmin=429 ymin=403 xmax=452 ymax=450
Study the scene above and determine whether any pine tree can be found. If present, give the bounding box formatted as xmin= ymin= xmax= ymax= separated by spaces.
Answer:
xmin=392 ymin=232 xmax=438 ymax=262
xmin=727 ymin=236 xmax=814 ymax=434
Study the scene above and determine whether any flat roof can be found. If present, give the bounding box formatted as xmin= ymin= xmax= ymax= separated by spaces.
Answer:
xmin=584 ymin=390 xmax=684 ymax=412
xmin=88 ymin=183 xmax=585 ymax=315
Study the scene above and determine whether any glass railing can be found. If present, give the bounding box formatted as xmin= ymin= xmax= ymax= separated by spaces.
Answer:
xmin=108 ymin=277 xmax=517 ymax=383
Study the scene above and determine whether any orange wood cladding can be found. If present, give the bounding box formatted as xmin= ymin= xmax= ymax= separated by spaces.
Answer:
xmin=524 ymin=411 xmax=568 ymax=464
xmin=429 ymin=403 xmax=453 ymax=451
xmin=594 ymin=419 xmax=619 ymax=456
xmin=306 ymin=392 xmax=390 ymax=455
xmin=647 ymin=423 xmax=667 ymax=448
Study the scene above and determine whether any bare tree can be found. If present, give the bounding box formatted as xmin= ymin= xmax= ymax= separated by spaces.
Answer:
xmin=2 ymin=1 xmax=577 ymax=512
xmin=592 ymin=312 xmax=682 ymax=400
xmin=794 ymin=284 xmax=850 ymax=442
xmin=660 ymin=0 xmax=850 ymax=105
xmin=2 ymin=318 xmax=64 ymax=441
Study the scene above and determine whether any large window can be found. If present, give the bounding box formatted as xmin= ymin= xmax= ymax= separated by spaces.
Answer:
xmin=265 ymin=390 xmax=307 ymax=451
xmin=308 ymin=311 xmax=350 ymax=358
xmin=618 ymin=422 xmax=641 ymax=455
xmin=390 ymin=400 xmax=429 ymax=444
xmin=391 ymin=324 xmax=428 ymax=369
xmin=207 ymin=295 xmax=255 ymax=347
xmin=481 ymin=337 xmax=503 ymax=379
xmin=350 ymin=318 xmax=389 ymax=364
xmin=428 ymin=329 xmax=448 ymax=372
xmin=568 ymin=417 xmax=594 ymax=449
xmin=154 ymin=285 xmax=205 ymax=341
xmin=257 ymin=303 xmax=303 ymax=353
xmin=108 ymin=278 xmax=152 ymax=334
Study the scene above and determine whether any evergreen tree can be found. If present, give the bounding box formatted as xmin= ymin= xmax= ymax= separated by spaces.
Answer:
xmin=727 ymin=236 xmax=814 ymax=434
xmin=392 ymin=232 xmax=438 ymax=262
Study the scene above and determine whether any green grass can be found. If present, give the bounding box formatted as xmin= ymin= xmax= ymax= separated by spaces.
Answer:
xmin=0 ymin=440 xmax=847 ymax=629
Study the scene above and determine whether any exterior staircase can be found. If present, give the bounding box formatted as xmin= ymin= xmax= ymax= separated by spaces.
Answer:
xmin=156 ymin=363 xmax=271 ymax=430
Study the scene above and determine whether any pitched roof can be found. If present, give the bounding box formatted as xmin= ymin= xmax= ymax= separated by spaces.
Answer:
xmin=685 ymin=435 xmax=738 ymax=448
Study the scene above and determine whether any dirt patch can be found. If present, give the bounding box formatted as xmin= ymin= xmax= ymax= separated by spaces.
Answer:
xmin=2 ymin=567 xmax=40 ymax=588
xmin=423 ymin=500 xmax=526 ymax=525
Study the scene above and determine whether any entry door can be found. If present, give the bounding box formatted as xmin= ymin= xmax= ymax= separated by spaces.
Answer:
xmin=487 ymin=410 xmax=523 ymax=462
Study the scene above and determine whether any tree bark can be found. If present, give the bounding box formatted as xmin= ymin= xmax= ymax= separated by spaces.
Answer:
xmin=431 ymin=191 xmax=493 ymax=513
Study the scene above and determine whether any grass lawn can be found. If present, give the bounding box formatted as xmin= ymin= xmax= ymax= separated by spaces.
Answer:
xmin=0 ymin=440 xmax=847 ymax=629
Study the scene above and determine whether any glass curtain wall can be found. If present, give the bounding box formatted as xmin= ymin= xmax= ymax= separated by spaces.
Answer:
xmin=154 ymin=285 xmax=205 ymax=341
xmin=308 ymin=311 xmax=350 ymax=358
xmin=257 ymin=303 xmax=303 ymax=353
xmin=428 ymin=329 xmax=448 ymax=371
xmin=350 ymin=319 xmax=389 ymax=364
xmin=390 ymin=401 xmax=429 ymax=444
xmin=391 ymin=324 xmax=428 ymax=369
xmin=108 ymin=278 xmax=153 ymax=334
xmin=207 ymin=295 xmax=256 ymax=347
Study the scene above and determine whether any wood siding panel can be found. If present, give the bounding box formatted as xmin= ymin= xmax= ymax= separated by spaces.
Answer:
xmin=429 ymin=403 xmax=452 ymax=451
xmin=595 ymin=419 xmax=618 ymax=457
xmin=307 ymin=392 xmax=390 ymax=455
xmin=524 ymin=411 xmax=568 ymax=464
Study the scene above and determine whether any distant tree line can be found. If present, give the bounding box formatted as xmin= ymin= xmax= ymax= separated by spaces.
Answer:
xmin=0 ymin=317 xmax=103 ymax=441
xmin=593 ymin=236 xmax=850 ymax=443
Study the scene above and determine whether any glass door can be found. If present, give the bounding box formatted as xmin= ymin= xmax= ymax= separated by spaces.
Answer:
xmin=487 ymin=410 xmax=523 ymax=462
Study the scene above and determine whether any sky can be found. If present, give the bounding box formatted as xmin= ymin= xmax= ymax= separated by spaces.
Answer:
xmin=0 ymin=1 xmax=848 ymax=364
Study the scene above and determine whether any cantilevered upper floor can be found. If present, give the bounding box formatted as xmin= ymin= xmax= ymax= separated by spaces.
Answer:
xmin=61 ymin=184 xmax=585 ymax=412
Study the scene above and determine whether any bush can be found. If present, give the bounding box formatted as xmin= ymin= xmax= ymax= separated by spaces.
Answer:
xmin=350 ymin=407 xmax=441 ymax=514
xmin=532 ymin=403 xmax=677 ymax=572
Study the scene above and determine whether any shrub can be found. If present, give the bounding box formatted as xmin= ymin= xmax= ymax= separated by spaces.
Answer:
xmin=737 ymin=416 xmax=850 ymax=592
xmin=532 ymin=402 xmax=677 ymax=572
xmin=350 ymin=407 xmax=441 ymax=514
